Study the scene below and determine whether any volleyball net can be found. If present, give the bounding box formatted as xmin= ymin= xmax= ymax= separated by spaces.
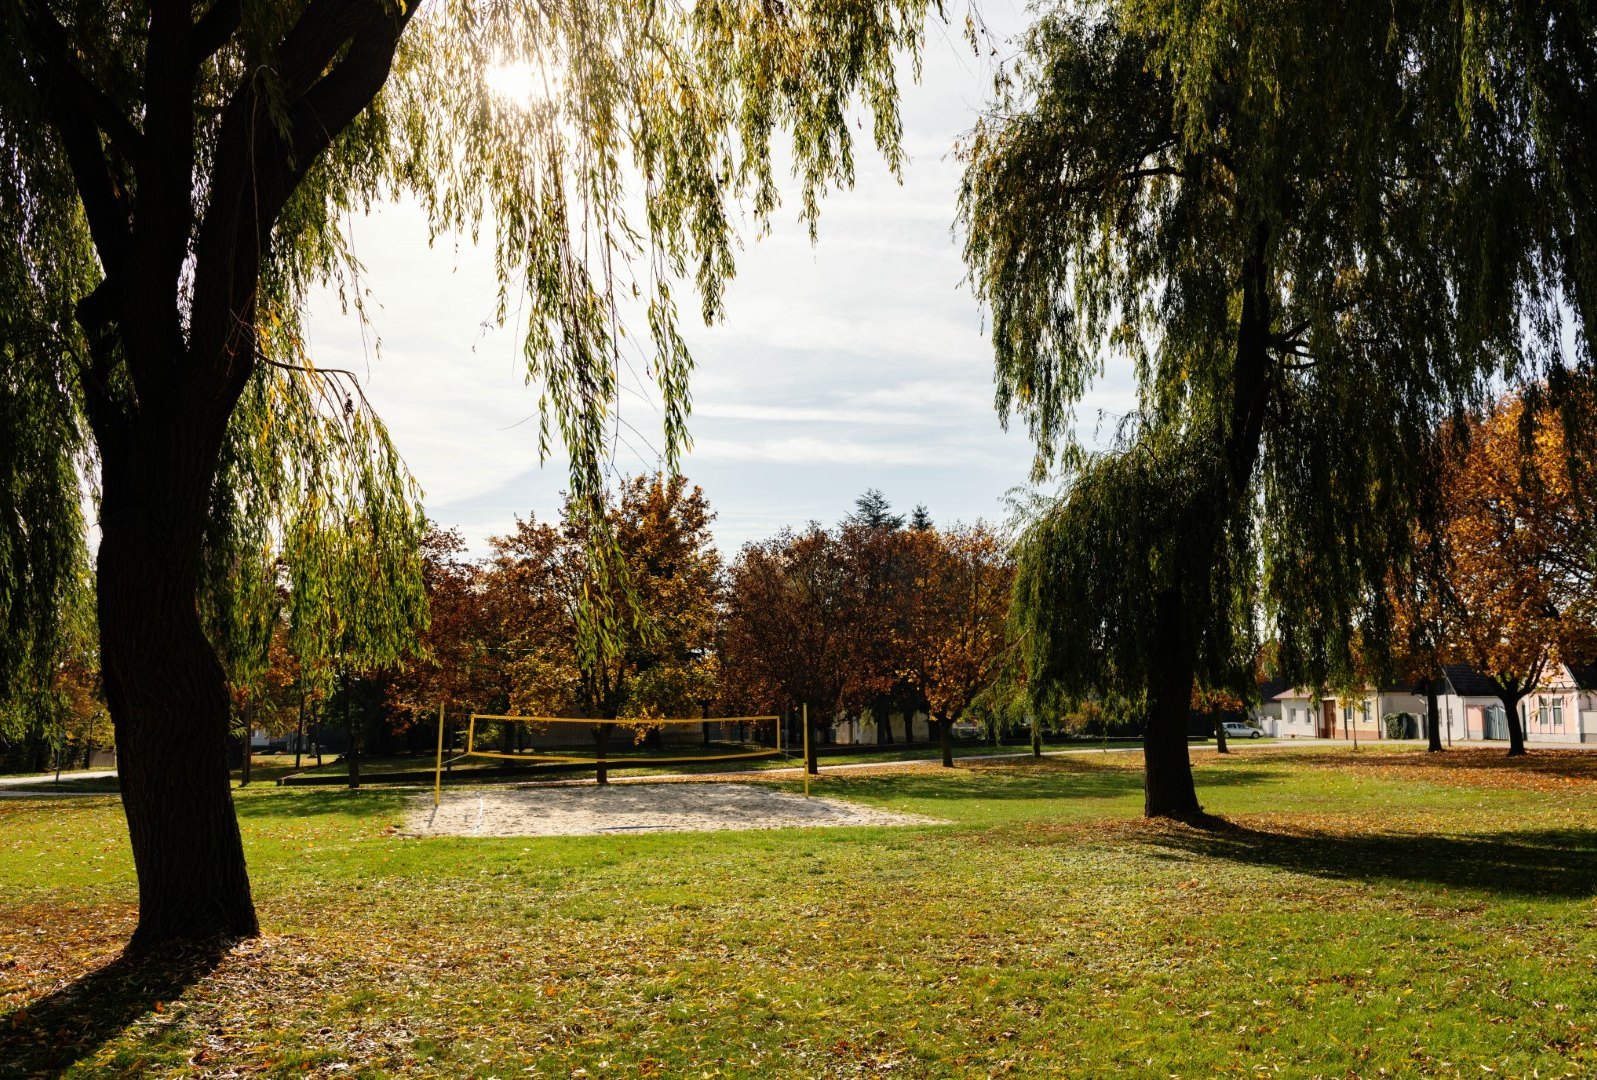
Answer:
xmin=429 ymin=708 xmax=811 ymax=803
xmin=462 ymin=713 xmax=783 ymax=765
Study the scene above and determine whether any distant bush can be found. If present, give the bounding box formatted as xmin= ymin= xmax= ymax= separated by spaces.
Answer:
xmin=1383 ymin=713 xmax=1416 ymax=739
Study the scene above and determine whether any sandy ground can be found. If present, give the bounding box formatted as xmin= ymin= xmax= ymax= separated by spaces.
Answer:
xmin=408 ymin=782 xmax=941 ymax=837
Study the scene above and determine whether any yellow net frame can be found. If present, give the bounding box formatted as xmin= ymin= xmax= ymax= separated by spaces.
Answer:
xmin=462 ymin=713 xmax=784 ymax=765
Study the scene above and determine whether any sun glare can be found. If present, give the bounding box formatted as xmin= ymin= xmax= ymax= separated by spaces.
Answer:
xmin=485 ymin=61 xmax=542 ymax=107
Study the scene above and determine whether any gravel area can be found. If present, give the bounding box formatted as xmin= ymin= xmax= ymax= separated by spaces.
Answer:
xmin=408 ymin=782 xmax=941 ymax=837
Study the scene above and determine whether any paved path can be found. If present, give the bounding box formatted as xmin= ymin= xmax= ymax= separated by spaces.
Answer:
xmin=0 ymin=769 xmax=117 ymax=788
xmin=0 ymin=769 xmax=118 ymax=797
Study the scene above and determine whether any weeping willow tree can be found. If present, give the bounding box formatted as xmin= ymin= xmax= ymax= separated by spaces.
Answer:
xmin=961 ymin=1 xmax=1594 ymax=818
xmin=1 ymin=0 xmax=931 ymax=950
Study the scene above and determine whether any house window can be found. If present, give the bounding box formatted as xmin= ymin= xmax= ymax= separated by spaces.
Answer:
xmin=1553 ymin=698 xmax=1564 ymax=729
xmin=1538 ymin=699 xmax=1549 ymax=728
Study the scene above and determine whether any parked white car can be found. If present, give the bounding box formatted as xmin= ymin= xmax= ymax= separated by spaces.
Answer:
xmin=1221 ymin=721 xmax=1264 ymax=739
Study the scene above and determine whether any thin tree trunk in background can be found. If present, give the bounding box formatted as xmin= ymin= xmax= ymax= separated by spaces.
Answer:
xmin=938 ymin=717 xmax=953 ymax=768
xmin=1425 ymin=678 xmax=1443 ymax=752
xmin=295 ymin=687 xmax=306 ymax=770
xmin=1213 ymin=715 xmax=1229 ymax=754
xmin=594 ymin=722 xmax=613 ymax=785
xmin=1031 ymin=717 xmax=1042 ymax=757
xmin=344 ymin=672 xmax=361 ymax=789
xmin=239 ymin=722 xmax=252 ymax=787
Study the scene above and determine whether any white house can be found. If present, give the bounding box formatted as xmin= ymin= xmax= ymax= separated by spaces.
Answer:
xmin=1272 ymin=684 xmax=1427 ymax=741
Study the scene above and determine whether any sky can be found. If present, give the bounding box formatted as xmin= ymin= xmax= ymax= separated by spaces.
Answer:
xmin=304 ymin=4 xmax=1134 ymax=556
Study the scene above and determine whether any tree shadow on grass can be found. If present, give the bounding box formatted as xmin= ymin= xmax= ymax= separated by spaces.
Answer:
xmin=1139 ymin=820 xmax=1597 ymax=900
xmin=0 ymin=944 xmax=224 ymax=1078
xmin=1235 ymin=746 xmax=1597 ymax=784
xmin=232 ymin=787 xmax=410 ymax=820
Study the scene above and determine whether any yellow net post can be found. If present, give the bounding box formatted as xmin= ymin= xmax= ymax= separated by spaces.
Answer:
xmin=433 ymin=701 xmax=446 ymax=807
xmin=802 ymin=703 xmax=811 ymax=797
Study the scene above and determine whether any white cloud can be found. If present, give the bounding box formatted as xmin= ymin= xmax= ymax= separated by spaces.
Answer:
xmin=303 ymin=6 xmax=1096 ymax=556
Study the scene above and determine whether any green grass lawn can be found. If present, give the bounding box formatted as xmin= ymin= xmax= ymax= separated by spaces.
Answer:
xmin=2 ymin=746 xmax=1594 ymax=1077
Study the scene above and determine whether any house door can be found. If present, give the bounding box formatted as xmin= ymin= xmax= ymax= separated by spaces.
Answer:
xmin=1319 ymin=701 xmax=1337 ymax=739
xmin=1483 ymin=705 xmax=1509 ymax=740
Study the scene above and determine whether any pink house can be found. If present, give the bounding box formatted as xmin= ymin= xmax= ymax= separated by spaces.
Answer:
xmin=1434 ymin=663 xmax=1597 ymax=745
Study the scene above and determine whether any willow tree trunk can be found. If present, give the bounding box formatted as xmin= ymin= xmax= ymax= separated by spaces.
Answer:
xmin=1138 ymin=227 xmax=1270 ymax=822
xmin=1425 ymin=680 xmax=1443 ymax=753
xmin=99 ymin=438 xmax=258 ymax=951
xmin=1143 ymin=586 xmax=1203 ymax=820
xmin=1213 ymin=717 xmax=1230 ymax=754
xmin=1031 ymin=718 xmax=1043 ymax=758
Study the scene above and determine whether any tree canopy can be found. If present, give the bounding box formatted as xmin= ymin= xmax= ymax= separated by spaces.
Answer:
xmin=0 ymin=0 xmax=936 ymax=947
xmin=961 ymin=1 xmax=1597 ymax=813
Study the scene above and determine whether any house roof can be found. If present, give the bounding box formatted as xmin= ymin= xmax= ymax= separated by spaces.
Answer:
xmin=1256 ymin=676 xmax=1288 ymax=703
xmin=1272 ymin=680 xmax=1419 ymax=701
xmin=1567 ymin=664 xmax=1597 ymax=692
xmin=1441 ymin=663 xmax=1498 ymax=697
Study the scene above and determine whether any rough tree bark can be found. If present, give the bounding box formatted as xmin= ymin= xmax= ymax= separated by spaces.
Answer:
xmin=938 ymin=716 xmax=953 ymax=768
xmin=1143 ymin=585 xmax=1203 ymax=819
xmin=1139 ymin=227 xmax=1270 ymax=821
xmin=97 ymin=436 xmax=259 ymax=948
xmin=19 ymin=0 xmax=420 ymax=950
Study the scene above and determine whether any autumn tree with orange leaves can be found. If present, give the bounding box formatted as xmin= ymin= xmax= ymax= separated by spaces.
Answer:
xmin=486 ymin=475 xmax=721 ymax=780
xmin=385 ymin=527 xmax=507 ymax=750
xmin=720 ymin=525 xmax=866 ymax=774
xmin=899 ymin=522 xmax=1013 ymax=767
xmin=1439 ymin=393 xmax=1597 ymax=756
